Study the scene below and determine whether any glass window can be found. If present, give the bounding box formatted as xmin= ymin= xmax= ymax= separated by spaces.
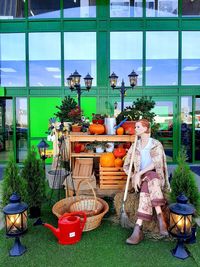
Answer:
xmin=29 ymin=33 xmax=61 ymax=86
xmin=0 ymin=33 xmax=26 ymax=87
xmin=64 ymin=0 xmax=96 ymax=18
xmin=110 ymin=32 xmax=143 ymax=86
xmin=195 ymin=97 xmax=200 ymax=161
xmin=0 ymin=0 xmax=25 ymax=19
xmin=182 ymin=32 xmax=200 ymax=85
xmin=110 ymin=0 xmax=142 ymax=17
xmin=28 ymin=0 xmax=60 ymax=18
xmin=64 ymin=32 xmax=96 ymax=86
xmin=146 ymin=0 xmax=178 ymax=17
xmin=16 ymin=97 xmax=27 ymax=163
xmin=182 ymin=0 xmax=200 ymax=17
xmin=181 ymin=96 xmax=192 ymax=162
xmin=146 ymin=31 xmax=178 ymax=85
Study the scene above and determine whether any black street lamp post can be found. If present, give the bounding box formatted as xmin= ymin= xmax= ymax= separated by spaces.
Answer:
xmin=109 ymin=70 xmax=138 ymax=112
xmin=37 ymin=138 xmax=49 ymax=172
xmin=67 ymin=70 xmax=93 ymax=108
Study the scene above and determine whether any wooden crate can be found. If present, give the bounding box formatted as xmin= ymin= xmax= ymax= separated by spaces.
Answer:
xmin=99 ymin=165 xmax=127 ymax=189
xmin=73 ymin=158 xmax=93 ymax=179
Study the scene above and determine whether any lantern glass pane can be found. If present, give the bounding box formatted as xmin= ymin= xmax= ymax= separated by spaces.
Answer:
xmin=6 ymin=213 xmax=22 ymax=235
xmin=130 ymin=76 xmax=137 ymax=87
xmin=170 ymin=212 xmax=192 ymax=236
xmin=22 ymin=211 xmax=28 ymax=232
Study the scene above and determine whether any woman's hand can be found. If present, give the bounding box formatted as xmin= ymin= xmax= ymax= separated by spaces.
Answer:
xmin=132 ymin=173 xmax=142 ymax=193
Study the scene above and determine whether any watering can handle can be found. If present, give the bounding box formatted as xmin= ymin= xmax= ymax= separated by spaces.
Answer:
xmin=114 ymin=118 xmax=128 ymax=129
xmin=67 ymin=211 xmax=87 ymax=231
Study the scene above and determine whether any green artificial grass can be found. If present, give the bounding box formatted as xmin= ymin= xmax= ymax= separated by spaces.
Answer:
xmin=0 ymin=204 xmax=199 ymax=267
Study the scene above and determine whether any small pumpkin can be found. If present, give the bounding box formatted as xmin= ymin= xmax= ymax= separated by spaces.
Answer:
xmin=114 ymin=158 xmax=123 ymax=167
xmin=113 ymin=146 xmax=126 ymax=158
xmin=100 ymin=153 xmax=115 ymax=167
xmin=116 ymin=127 xmax=124 ymax=135
xmin=89 ymin=124 xmax=105 ymax=135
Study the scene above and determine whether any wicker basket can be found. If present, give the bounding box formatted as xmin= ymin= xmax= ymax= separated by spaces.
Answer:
xmin=52 ymin=180 xmax=109 ymax=232
xmin=69 ymin=180 xmax=103 ymax=217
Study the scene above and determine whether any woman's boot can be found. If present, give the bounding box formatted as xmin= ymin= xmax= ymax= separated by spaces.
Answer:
xmin=157 ymin=213 xmax=168 ymax=236
xmin=126 ymin=224 xmax=144 ymax=245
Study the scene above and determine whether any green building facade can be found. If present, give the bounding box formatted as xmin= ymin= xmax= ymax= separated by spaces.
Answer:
xmin=0 ymin=0 xmax=200 ymax=164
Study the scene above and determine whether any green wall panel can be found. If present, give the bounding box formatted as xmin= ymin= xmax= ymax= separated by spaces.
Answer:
xmin=30 ymin=97 xmax=61 ymax=138
xmin=28 ymin=21 xmax=61 ymax=31
xmin=81 ymin=97 xmax=97 ymax=119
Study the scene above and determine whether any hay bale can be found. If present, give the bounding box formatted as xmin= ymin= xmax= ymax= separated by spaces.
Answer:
xmin=114 ymin=191 xmax=170 ymax=239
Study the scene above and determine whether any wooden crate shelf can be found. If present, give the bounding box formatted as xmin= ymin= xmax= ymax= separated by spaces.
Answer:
xmin=99 ymin=165 xmax=127 ymax=189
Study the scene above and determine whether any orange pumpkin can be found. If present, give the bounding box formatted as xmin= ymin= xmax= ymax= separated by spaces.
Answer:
xmin=116 ymin=127 xmax=124 ymax=135
xmin=113 ymin=146 xmax=126 ymax=158
xmin=89 ymin=124 xmax=105 ymax=135
xmin=114 ymin=158 xmax=123 ymax=167
xmin=100 ymin=153 xmax=115 ymax=167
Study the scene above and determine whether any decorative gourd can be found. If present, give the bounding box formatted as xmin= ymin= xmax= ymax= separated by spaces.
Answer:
xmin=100 ymin=153 xmax=115 ymax=167
xmin=113 ymin=146 xmax=126 ymax=158
xmin=114 ymin=158 xmax=123 ymax=167
xmin=89 ymin=124 xmax=105 ymax=135
xmin=116 ymin=127 xmax=124 ymax=135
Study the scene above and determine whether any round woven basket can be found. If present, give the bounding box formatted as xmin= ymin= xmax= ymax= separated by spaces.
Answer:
xmin=52 ymin=180 xmax=109 ymax=232
xmin=69 ymin=180 xmax=103 ymax=217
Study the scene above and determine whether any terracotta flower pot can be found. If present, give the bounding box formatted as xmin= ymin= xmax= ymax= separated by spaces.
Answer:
xmin=72 ymin=125 xmax=82 ymax=132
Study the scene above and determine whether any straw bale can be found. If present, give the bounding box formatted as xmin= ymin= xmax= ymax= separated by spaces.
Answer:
xmin=114 ymin=191 xmax=170 ymax=239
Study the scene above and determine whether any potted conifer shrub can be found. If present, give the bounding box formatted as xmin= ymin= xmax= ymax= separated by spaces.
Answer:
xmin=170 ymin=148 xmax=200 ymax=242
xmin=1 ymin=155 xmax=28 ymax=207
xmin=21 ymin=147 xmax=46 ymax=218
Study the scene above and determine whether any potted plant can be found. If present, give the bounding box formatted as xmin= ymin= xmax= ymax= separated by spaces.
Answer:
xmin=170 ymin=147 xmax=200 ymax=242
xmin=116 ymin=96 xmax=159 ymax=136
xmin=54 ymin=96 xmax=78 ymax=122
xmin=21 ymin=147 xmax=46 ymax=218
xmin=1 ymin=155 xmax=28 ymax=207
xmin=92 ymin=113 xmax=106 ymax=125
xmin=68 ymin=106 xmax=83 ymax=132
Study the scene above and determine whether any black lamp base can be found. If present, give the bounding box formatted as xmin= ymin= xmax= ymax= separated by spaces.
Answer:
xmin=171 ymin=239 xmax=190 ymax=260
xmin=9 ymin=237 xmax=27 ymax=257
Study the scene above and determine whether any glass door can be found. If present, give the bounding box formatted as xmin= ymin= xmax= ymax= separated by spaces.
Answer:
xmin=0 ymin=98 xmax=13 ymax=162
xmin=195 ymin=97 xmax=200 ymax=161
xmin=152 ymin=97 xmax=177 ymax=162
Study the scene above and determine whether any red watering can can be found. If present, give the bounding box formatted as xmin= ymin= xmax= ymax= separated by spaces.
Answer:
xmin=34 ymin=212 xmax=87 ymax=245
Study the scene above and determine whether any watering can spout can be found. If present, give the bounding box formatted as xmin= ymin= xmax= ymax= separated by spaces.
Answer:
xmin=43 ymin=223 xmax=60 ymax=240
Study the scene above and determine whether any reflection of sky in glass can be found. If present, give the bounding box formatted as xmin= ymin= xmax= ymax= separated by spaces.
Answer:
xmin=0 ymin=33 xmax=26 ymax=86
xmin=146 ymin=0 xmax=178 ymax=17
xmin=64 ymin=32 xmax=96 ymax=86
xmin=146 ymin=31 xmax=178 ymax=85
xmin=29 ymin=33 xmax=61 ymax=86
xmin=110 ymin=32 xmax=143 ymax=86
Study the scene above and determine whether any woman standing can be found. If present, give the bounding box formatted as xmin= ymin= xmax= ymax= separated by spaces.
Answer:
xmin=123 ymin=119 xmax=170 ymax=245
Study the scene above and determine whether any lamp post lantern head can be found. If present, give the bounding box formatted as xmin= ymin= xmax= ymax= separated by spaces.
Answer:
xmin=109 ymin=72 xmax=118 ymax=88
xmin=168 ymin=193 xmax=195 ymax=260
xmin=128 ymin=70 xmax=138 ymax=88
xmin=71 ymin=70 xmax=81 ymax=86
xmin=67 ymin=74 xmax=74 ymax=89
xmin=3 ymin=193 xmax=28 ymax=256
xmin=37 ymin=139 xmax=49 ymax=160
xmin=84 ymin=73 xmax=93 ymax=90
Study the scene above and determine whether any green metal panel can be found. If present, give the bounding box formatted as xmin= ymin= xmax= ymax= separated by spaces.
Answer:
xmin=110 ymin=20 xmax=144 ymax=30
xmin=182 ymin=19 xmax=200 ymax=30
xmin=63 ymin=20 xmax=97 ymax=31
xmin=29 ymin=97 xmax=61 ymax=138
xmin=145 ymin=19 xmax=179 ymax=30
xmin=0 ymin=21 xmax=26 ymax=32
xmin=28 ymin=21 xmax=62 ymax=31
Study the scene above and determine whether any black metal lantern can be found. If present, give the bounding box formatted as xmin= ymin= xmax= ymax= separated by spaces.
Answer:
xmin=3 ymin=193 xmax=28 ymax=256
xmin=66 ymin=70 xmax=93 ymax=108
xmin=37 ymin=139 xmax=49 ymax=161
xmin=109 ymin=72 xmax=118 ymax=88
xmin=109 ymin=70 xmax=138 ymax=112
xmin=168 ymin=193 xmax=195 ymax=260
xmin=128 ymin=70 xmax=138 ymax=88
xmin=84 ymin=73 xmax=93 ymax=90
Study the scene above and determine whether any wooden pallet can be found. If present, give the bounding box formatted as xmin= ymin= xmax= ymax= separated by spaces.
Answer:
xmin=99 ymin=165 xmax=127 ymax=189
